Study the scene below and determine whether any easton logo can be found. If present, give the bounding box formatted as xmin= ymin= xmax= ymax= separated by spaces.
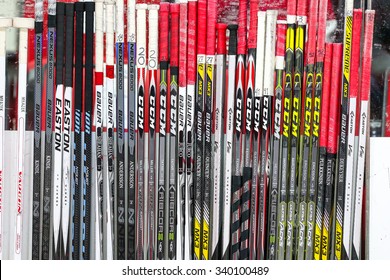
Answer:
xmin=54 ymin=98 xmax=62 ymax=152
xmin=63 ymin=98 xmax=71 ymax=153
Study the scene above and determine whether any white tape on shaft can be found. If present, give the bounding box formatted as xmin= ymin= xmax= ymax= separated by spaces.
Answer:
xmin=128 ymin=0 xmax=136 ymax=43
xmin=254 ymin=11 xmax=266 ymax=98
xmin=95 ymin=1 xmax=104 ymax=72
xmin=148 ymin=5 xmax=159 ymax=71
xmin=106 ymin=1 xmax=115 ymax=66
xmin=116 ymin=0 xmax=124 ymax=43
xmin=263 ymin=10 xmax=278 ymax=97
xmin=136 ymin=4 xmax=147 ymax=68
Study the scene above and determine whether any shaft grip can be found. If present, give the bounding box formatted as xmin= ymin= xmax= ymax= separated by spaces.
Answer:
xmin=217 ymin=23 xmax=227 ymax=55
xmin=159 ymin=2 xmax=170 ymax=63
xmin=228 ymin=24 xmax=238 ymax=55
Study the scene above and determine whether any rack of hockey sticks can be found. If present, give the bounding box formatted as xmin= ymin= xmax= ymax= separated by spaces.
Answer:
xmin=0 ymin=0 xmax=377 ymax=260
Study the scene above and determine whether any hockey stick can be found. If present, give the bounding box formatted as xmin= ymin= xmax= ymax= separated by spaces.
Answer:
xmin=115 ymin=0 xmax=126 ymax=260
xmin=210 ymin=23 xmax=227 ymax=260
xmin=135 ymin=3 xmax=148 ymax=260
xmin=62 ymin=3 xmax=74 ymax=259
xmin=13 ymin=16 xmax=35 ymax=260
xmin=277 ymin=0 xmax=296 ymax=260
xmin=296 ymin=0 xmax=319 ymax=260
xmin=32 ymin=0 xmax=44 ymax=260
xmin=285 ymin=0 xmax=307 ymax=260
xmin=147 ymin=3 xmax=159 ymax=260
xmin=258 ymin=9 xmax=277 ymax=260
xmin=127 ymin=0 xmax=136 ymax=260
xmin=0 ymin=17 xmax=12 ymax=260
xmin=193 ymin=0 xmax=206 ymax=260
xmin=53 ymin=3 xmax=65 ymax=260
xmin=177 ymin=0 xmax=188 ymax=260
xmin=202 ymin=0 xmax=217 ymax=261
xmin=185 ymin=0 xmax=197 ymax=260
xmin=267 ymin=20 xmax=286 ymax=260
xmin=167 ymin=3 xmax=179 ymax=260
xmin=342 ymin=8 xmax=363 ymax=260
xmin=94 ymin=0 xmax=105 ymax=260
xmin=305 ymin=0 xmax=328 ymax=260
xmin=250 ymin=9 xmax=265 ymax=261
xmin=239 ymin=0 xmax=256 ymax=260
xmin=351 ymin=8 xmax=375 ymax=260
xmin=82 ymin=0 xmax=95 ymax=260
xmin=103 ymin=0 xmax=115 ymax=260
xmin=41 ymin=0 xmax=56 ymax=260
xmin=335 ymin=0 xmax=354 ymax=260
xmin=221 ymin=24 xmax=238 ymax=260
xmin=156 ymin=2 xmax=169 ymax=260
xmin=313 ymin=43 xmax=333 ymax=260
xmin=322 ymin=43 xmax=343 ymax=260
xmin=230 ymin=0 xmax=247 ymax=260
xmin=71 ymin=1 xmax=84 ymax=261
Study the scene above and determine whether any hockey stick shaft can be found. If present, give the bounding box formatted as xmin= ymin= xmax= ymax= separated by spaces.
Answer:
xmin=185 ymin=0 xmax=197 ymax=260
xmin=193 ymin=0 xmax=206 ymax=260
xmin=306 ymin=0 xmax=328 ymax=260
xmin=32 ymin=0 xmax=44 ymax=260
xmin=335 ymin=0 xmax=354 ymax=260
xmin=211 ymin=23 xmax=227 ymax=260
xmin=168 ymin=3 xmax=179 ymax=260
xmin=82 ymin=1 xmax=95 ymax=260
xmin=53 ymin=3 xmax=65 ymax=260
xmin=285 ymin=0 xmax=307 ymax=260
xmin=296 ymin=0 xmax=319 ymax=260
xmin=267 ymin=19 xmax=286 ymax=260
xmin=13 ymin=17 xmax=35 ymax=260
xmin=157 ymin=2 xmax=169 ymax=260
xmin=147 ymin=4 xmax=159 ymax=260
xmin=0 ymin=17 xmax=12 ymax=260
xmin=62 ymin=3 xmax=75 ymax=259
xmin=94 ymin=0 xmax=105 ymax=260
xmin=322 ymin=43 xmax=343 ymax=260
xmin=277 ymin=0 xmax=297 ymax=260
xmin=222 ymin=24 xmax=238 ymax=260
xmin=136 ymin=3 xmax=148 ymax=260
xmin=127 ymin=0 xmax=136 ymax=260
xmin=351 ymin=9 xmax=375 ymax=260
